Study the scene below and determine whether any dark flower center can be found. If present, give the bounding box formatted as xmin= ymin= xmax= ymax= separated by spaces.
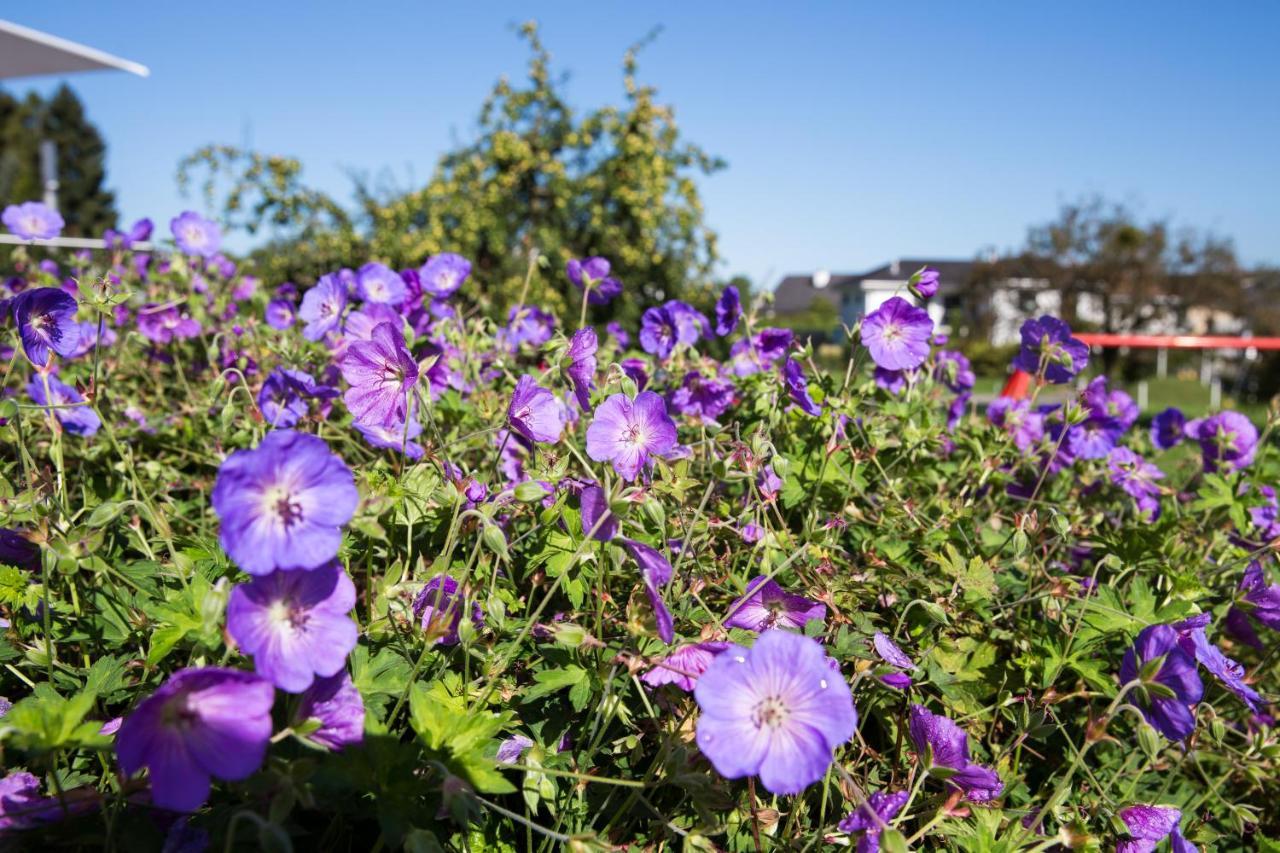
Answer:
xmin=751 ymin=695 xmax=790 ymax=729
xmin=275 ymin=495 xmax=304 ymax=527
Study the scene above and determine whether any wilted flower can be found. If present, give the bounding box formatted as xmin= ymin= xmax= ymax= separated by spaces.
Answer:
xmin=567 ymin=257 xmax=622 ymax=305
xmin=860 ymin=297 xmax=934 ymax=371
xmin=586 ymin=391 xmax=678 ymax=482
xmin=507 ymin=374 xmax=565 ymax=444
xmin=227 ymin=561 xmax=357 ymax=692
xmin=298 ymin=274 xmax=348 ymax=341
xmin=715 ymin=284 xmax=741 ymax=336
xmin=563 ymin=327 xmax=598 ymax=411
xmin=579 ymin=484 xmax=619 ymax=541
xmin=169 ymin=211 xmax=221 ymax=257
xmin=694 ymin=630 xmax=856 ymax=794
xmin=116 ymin=667 xmax=274 ymax=812
xmin=3 ymin=201 xmax=64 ymax=240
xmin=419 ymin=253 xmax=471 ymax=298
xmin=211 ymin=430 xmax=358 ymax=575
xmin=872 ymin=631 xmax=916 ymax=690
xmin=1173 ymin=614 xmax=1262 ymax=712
xmin=1012 ymin=315 xmax=1088 ymax=383
xmin=724 ymin=575 xmax=825 ymax=633
xmin=1119 ymin=624 xmax=1204 ymax=741
xmin=621 ymin=538 xmax=676 ymax=643
xmin=340 ymin=322 xmax=419 ymax=427
xmin=1228 ymin=562 xmax=1280 ymax=648
xmin=907 ymin=704 xmax=1004 ymax=801
xmin=11 ymin=287 xmax=80 ymax=365
xmin=29 ymin=375 xmax=100 ymax=437
xmin=412 ymin=575 xmax=483 ymax=645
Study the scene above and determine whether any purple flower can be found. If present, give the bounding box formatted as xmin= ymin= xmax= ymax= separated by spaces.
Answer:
xmin=258 ymin=368 xmax=336 ymax=429
xmin=987 ymin=398 xmax=1045 ymax=452
xmin=116 ymin=667 xmax=274 ymax=812
xmin=1173 ymin=615 xmax=1262 ymax=713
xmin=340 ymin=322 xmax=419 ymax=427
xmin=873 ymin=632 xmax=916 ymax=690
xmin=1083 ymin=376 xmax=1139 ymax=431
xmin=169 ymin=211 xmax=221 ymax=258
xmin=412 ymin=575 xmax=483 ymax=646
xmin=839 ymin=789 xmax=910 ymax=853
xmin=355 ymin=416 xmax=425 ymax=459
xmin=947 ymin=392 xmax=971 ymax=432
xmin=782 ymin=358 xmax=822 ymax=416
xmin=640 ymin=301 xmax=706 ymax=360
xmin=1230 ymin=562 xmax=1280 ymax=648
xmin=715 ymin=285 xmax=742 ymax=336
xmin=1068 ymin=415 xmax=1123 ymax=460
xmin=298 ymin=274 xmax=348 ymax=341
xmin=621 ymin=539 xmax=676 ymax=643
xmin=1150 ymin=407 xmax=1186 ymax=451
xmin=11 ymin=287 xmax=80 ymax=365
xmin=642 ymin=642 xmax=730 ymax=691
xmin=1012 ymin=315 xmax=1088 ymax=383
xmin=342 ymin=303 xmax=402 ymax=345
xmin=934 ymin=350 xmax=975 ymax=393
xmin=1185 ymin=411 xmax=1258 ymax=473
xmin=507 ymin=374 xmax=565 ymax=444
xmin=586 ymin=392 xmax=679 ymax=482
xmin=724 ymin=575 xmax=826 ymax=633
xmin=292 ymin=670 xmax=364 ymax=751
xmin=606 ymin=321 xmax=631 ymax=349
xmin=1119 ymin=624 xmax=1204 ymax=741
xmin=103 ymin=217 xmax=153 ymax=250
xmin=620 ymin=358 xmax=649 ymax=390
xmin=211 ymin=430 xmax=358 ymax=576
xmin=669 ymin=371 xmax=735 ymax=423
xmin=28 ymin=375 xmax=100 ymax=437
xmin=419 ymin=253 xmax=471 ymax=298
xmin=1108 ymin=447 xmax=1164 ymax=520
xmin=567 ymin=257 xmax=622 ymax=305
xmin=912 ymin=266 xmax=940 ymax=298
xmin=564 ymin=328 xmax=598 ymax=411
xmin=580 ymin=484 xmax=619 ymax=541
xmin=137 ymin=303 xmax=202 ymax=344
xmin=0 ymin=529 xmax=39 ymax=571
xmin=860 ymin=297 xmax=934 ymax=371
xmin=694 ymin=630 xmax=856 ymax=795
xmin=496 ymin=735 xmax=535 ymax=764
xmin=874 ymin=367 xmax=909 ymax=394
xmin=1117 ymin=805 xmax=1190 ymax=853
xmin=227 ymin=561 xmax=357 ymax=693
xmin=907 ymin=704 xmax=1004 ymax=801
xmin=757 ymin=466 xmax=784 ymax=502
xmin=3 ymin=201 xmax=64 ymax=240
xmin=728 ymin=328 xmax=794 ymax=376
xmin=0 ymin=770 xmax=60 ymax=831
xmin=505 ymin=304 xmax=556 ymax=348
xmin=67 ymin=320 xmax=116 ymax=359
xmin=356 ymin=262 xmax=407 ymax=305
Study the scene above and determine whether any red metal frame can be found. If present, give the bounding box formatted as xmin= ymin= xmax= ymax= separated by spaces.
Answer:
xmin=1074 ymin=333 xmax=1280 ymax=351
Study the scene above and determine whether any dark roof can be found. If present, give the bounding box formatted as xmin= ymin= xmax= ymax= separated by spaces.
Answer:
xmin=773 ymin=259 xmax=974 ymax=314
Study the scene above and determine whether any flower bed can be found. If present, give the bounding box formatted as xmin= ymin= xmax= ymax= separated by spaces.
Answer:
xmin=0 ymin=205 xmax=1277 ymax=850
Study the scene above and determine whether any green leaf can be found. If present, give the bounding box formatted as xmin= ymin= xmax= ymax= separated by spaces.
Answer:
xmin=522 ymin=666 xmax=587 ymax=704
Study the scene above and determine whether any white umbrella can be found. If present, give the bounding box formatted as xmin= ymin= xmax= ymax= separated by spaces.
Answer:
xmin=0 ymin=19 xmax=148 ymax=80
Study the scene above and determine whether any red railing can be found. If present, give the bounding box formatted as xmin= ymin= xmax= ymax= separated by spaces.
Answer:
xmin=1074 ymin=333 xmax=1280 ymax=350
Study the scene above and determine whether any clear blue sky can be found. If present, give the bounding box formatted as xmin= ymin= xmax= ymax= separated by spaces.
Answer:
xmin=7 ymin=2 xmax=1279 ymax=285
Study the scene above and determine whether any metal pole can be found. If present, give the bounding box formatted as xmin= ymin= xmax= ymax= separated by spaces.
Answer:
xmin=1156 ymin=347 xmax=1167 ymax=379
xmin=39 ymin=139 xmax=58 ymax=212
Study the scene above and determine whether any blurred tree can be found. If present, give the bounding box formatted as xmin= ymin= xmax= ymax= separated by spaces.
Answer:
xmin=0 ymin=85 xmax=118 ymax=237
xmin=181 ymin=23 xmax=724 ymax=326
xmin=969 ymin=197 xmax=1242 ymax=370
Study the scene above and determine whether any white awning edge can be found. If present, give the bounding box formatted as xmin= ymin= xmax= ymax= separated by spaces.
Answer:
xmin=0 ymin=19 xmax=150 ymax=80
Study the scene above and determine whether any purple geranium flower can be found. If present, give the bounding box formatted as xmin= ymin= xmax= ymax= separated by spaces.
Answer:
xmin=839 ymin=789 xmax=910 ymax=853
xmin=505 ymin=304 xmax=556 ymax=348
xmin=580 ymin=484 xmax=619 ymax=541
xmin=1119 ymin=624 xmax=1204 ymax=741
xmin=1150 ymin=407 xmax=1186 ymax=451
xmin=669 ymin=371 xmax=735 ymax=423
xmin=0 ymin=770 xmax=62 ymax=831
xmin=872 ymin=631 xmax=916 ymax=690
xmin=564 ymin=328 xmax=598 ymax=411
xmin=412 ymin=575 xmax=483 ymax=645
xmin=293 ymin=670 xmax=364 ymax=750
xmin=642 ymin=642 xmax=730 ymax=691
xmin=567 ymin=257 xmax=623 ymax=305
xmin=11 ymin=287 xmax=80 ymax=365
xmin=104 ymin=217 xmax=153 ymax=250
xmin=340 ymin=322 xmax=419 ymax=427
xmin=907 ymin=704 xmax=1004 ymax=802
xmin=715 ymin=285 xmax=741 ymax=336
xmin=496 ymin=735 xmax=535 ymax=765
xmin=621 ymin=538 xmax=676 ymax=643
xmin=507 ymin=374 xmax=565 ymax=445
xmin=1083 ymin=376 xmax=1139 ymax=431
xmin=1185 ymin=410 xmax=1258 ymax=473
xmin=987 ymin=398 xmax=1045 ymax=452
xmin=419 ymin=253 xmax=471 ymax=298
xmin=724 ymin=575 xmax=826 ymax=633
xmin=934 ymin=350 xmax=975 ymax=393
xmin=912 ymin=266 xmax=940 ymax=298
xmin=355 ymin=415 xmax=425 ymax=459
xmin=860 ymin=297 xmax=934 ymax=371
xmin=356 ymin=262 xmax=407 ymax=304
xmin=1012 ymin=316 xmax=1088 ymax=383
xmin=782 ymin=358 xmax=822 ymax=416
xmin=258 ymin=368 xmax=336 ymax=429
xmin=1108 ymin=447 xmax=1164 ymax=521
xmin=211 ymin=430 xmax=358 ymax=576
xmin=586 ymin=392 xmax=679 ymax=482
xmin=3 ymin=201 xmax=64 ymax=240
xmin=1229 ymin=562 xmax=1280 ymax=649
xmin=298 ymin=274 xmax=348 ymax=341
xmin=639 ymin=301 xmax=706 ymax=360
xmin=169 ymin=211 xmax=221 ymax=258
xmin=874 ymin=367 xmax=909 ymax=395
xmin=694 ymin=630 xmax=856 ymax=795
xmin=1117 ymin=804 xmax=1194 ymax=853
xmin=606 ymin=321 xmax=630 ymax=349
xmin=227 ymin=561 xmax=358 ymax=693
xmin=137 ymin=303 xmax=202 ymax=344
xmin=116 ymin=667 xmax=274 ymax=812
xmin=1173 ymin=615 xmax=1262 ymax=713
xmin=28 ymin=375 xmax=100 ymax=437
xmin=0 ymin=528 xmax=40 ymax=571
